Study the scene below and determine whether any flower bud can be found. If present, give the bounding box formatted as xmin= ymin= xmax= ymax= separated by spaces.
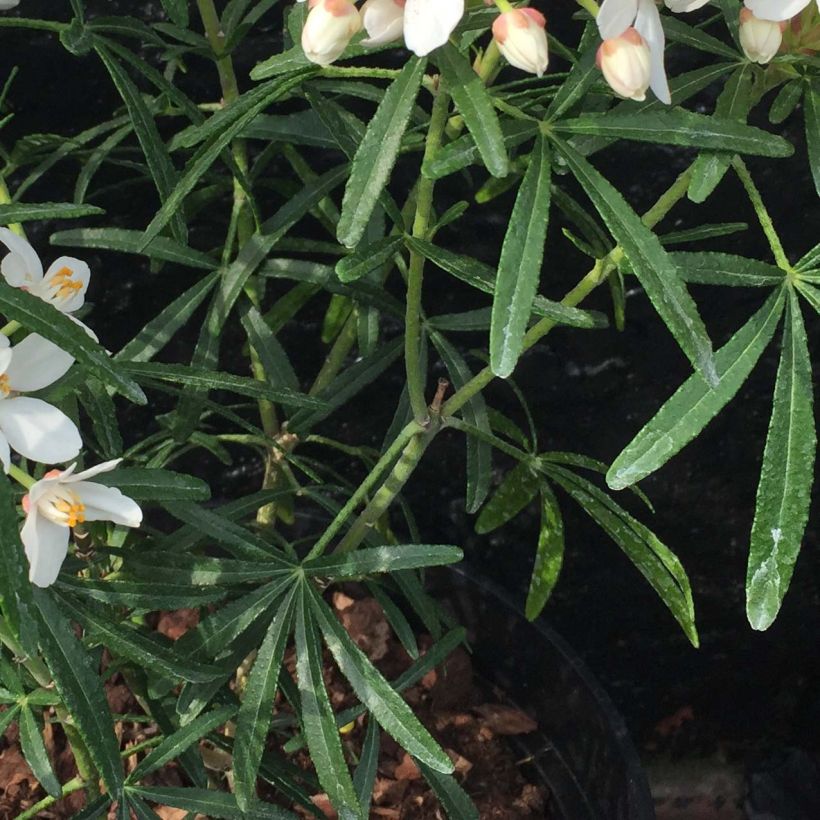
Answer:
xmin=301 ymin=0 xmax=362 ymax=66
xmin=492 ymin=8 xmax=549 ymax=77
xmin=361 ymin=0 xmax=406 ymax=46
xmin=596 ymin=27 xmax=652 ymax=101
xmin=739 ymin=8 xmax=786 ymax=64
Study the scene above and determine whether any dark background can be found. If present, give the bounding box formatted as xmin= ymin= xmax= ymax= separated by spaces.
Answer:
xmin=2 ymin=1 xmax=819 ymax=817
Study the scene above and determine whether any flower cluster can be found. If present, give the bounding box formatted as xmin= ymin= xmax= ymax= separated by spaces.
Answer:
xmin=299 ymin=0 xmax=550 ymax=76
xmin=0 ymin=229 xmax=142 ymax=588
xmin=296 ymin=0 xmax=819 ymax=103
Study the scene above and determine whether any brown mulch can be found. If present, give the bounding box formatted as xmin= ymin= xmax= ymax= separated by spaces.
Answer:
xmin=1 ymin=593 xmax=550 ymax=819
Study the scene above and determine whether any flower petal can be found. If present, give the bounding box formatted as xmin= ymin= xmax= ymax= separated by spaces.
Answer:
xmin=68 ymin=458 xmax=122 ymax=483
xmin=0 ymin=227 xmax=43 ymax=287
xmin=403 ymin=0 xmax=464 ymax=56
xmin=743 ymin=0 xmax=810 ymax=21
xmin=22 ymin=508 xmax=70 ymax=588
xmin=73 ymin=481 xmax=142 ymax=528
xmin=636 ymin=0 xmax=671 ymax=104
xmin=5 ymin=334 xmax=75 ymax=393
xmin=39 ymin=257 xmax=91 ymax=314
xmin=0 ymin=397 xmax=82 ymax=464
xmin=597 ymin=0 xmax=638 ymax=39
xmin=0 ymin=431 xmax=9 ymax=473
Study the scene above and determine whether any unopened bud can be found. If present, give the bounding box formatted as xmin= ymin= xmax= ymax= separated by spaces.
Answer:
xmin=301 ymin=0 xmax=362 ymax=66
xmin=596 ymin=28 xmax=651 ymax=101
xmin=361 ymin=0 xmax=406 ymax=46
xmin=739 ymin=8 xmax=786 ymax=64
xmin=492 ymin=8 xmax=549 ymax=77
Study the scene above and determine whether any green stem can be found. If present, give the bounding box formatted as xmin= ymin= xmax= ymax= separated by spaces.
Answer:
xmin=333 ymin=426 xmax=438 ymax=555
xmin=405 ymin=85 xmax=451 ymax=422
xmin=0 ymin=17 xmax=66 ymax=32
xmin=309 ymin=311 xmax=358 ymax=396
xmin=8 ymin=464 xmax=35 ymax=490
xmin=574 ymin=0 xmax=600 ymax=17
xmin=308 ymin=421 xmax=422 ymax=559
xmin=14 ymin=777 xmax=85 ymax=820
xmin=732 ymin=157 xmax=792 ymax=271
xmin=0 ymin=177 xmax=25 ymax=238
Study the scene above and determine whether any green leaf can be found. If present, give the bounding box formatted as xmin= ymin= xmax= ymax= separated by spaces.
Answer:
xmin=160 ymin=0 xmax=189 ymax=26
xmin=525 ymin=484 xmax=565 ymax=621
xmin=120 ymin=361 xmax=323 ymax=408
xmin=475 ymin=461 xmax=539 ymax=535
xmin=668 ymin=252 xmax=785 ymax=287
xmin=746 ymin=290 xmax=816 ymax=631
xmin=408 ymin=237 xmax=606 ymax=329
xmin=555 ymin=110 xmax=791 ymax=156
xmin=57 ymin=577 xmax=228 ymax=609
xmin=553 ymin=136 xmax=716 ymax=385
xmin=796 ymin=280 xmax=820 ymax=313
xmin=417 ymin=762 xmax=479 ymax=820
xmin=434 ymin=44 xmax=509 ymax=178
xmin=353 ymin=719 xmax=380 ymax=815
xmin=19 ymin=705 xmax=61 ymax=797
xmin=129 ymin=704 xmax=236 ymax=782
xmin=52 ymin=591 xmax=220 ymax=683
xmin=303 ymin=544 xmax=463 ymax=578
xmin=176 ymin=578 xmax=290 ymax=660
xmin=289 ymin=336 xmax=403 ymax=432
xmin=491 ymin=136 xmax=551 ymax=377
xmin=115 ymin=271 xmax=219 ymax=363
xmin=336 ymin=236 xmax=403 ymax=284
xmin=804 ymin=79 xmax=820 ymax=198
xmin=95 ymin=45 xmax=187 ymax=242
xmin=0 ymin=281 xmax=146 ymax=404
xmin=77 ymin=378 xmax=123 ymax=458
xmin=423 ymin=120 xmax=535 ymax=180
xmin=687 ymin=65 xmax=756 ymax=203
xmin=431 ymin=331 xmax=491 ymax=513
xmin=94 ymin=468 xmax=211 ymax=502
xmin=294 ymin=586 xmax=361 ymax=817
xmin=234 ymin=588 xmax=297 ymax=811
xmin=607 ymin=289 xmax=785 ymax=490
xmin=338 ymin=58 xmax=425 ymax=248
xmin=33 ymin=589 xmax=123 ymax=792
xmin=0 ymin=476 xmax=38 ymax=653
xmin=239 ymin=302 xmax=299 ymax=393
xmin=51 ymin=228 xmax=217 ymax=270
xmin=308 ymin=585 xmax=453 ymax=774
xmin=129 ymin=786 xmax=295 ymax=819
xmin=545 ymin=466 xmax=698 ymax=647
xmin=123 ymin=552 xmax=285 ymax=586
xmin=769 ymin=80 xmax=802 ymax=125
xmin=142 ymin=72 xmax=313 ymax=247
xmin=0 ymin=202 xmax=104 ymax=224
xmin=161 ymin=501 xmax=291 ymax=563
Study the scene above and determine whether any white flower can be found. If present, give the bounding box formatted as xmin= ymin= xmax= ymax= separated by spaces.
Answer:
xmin=597 ymin=27 xmax=652 ymax=101
xmin=0 ymin=1 xmax=20 ymax=10
xmin=663 ymin=0 xmax=711 ymax=11
xmin=743 ymin=0 xmax=818 ymax=22
xmin=739 ymin=8 xmax=785 ymax=62
xmin=492 ymin=8 xmax=550 ymax=77
xmin=403 ymin=0 xmax=464 ymax=56
xmin=21 ymin=459 xmax=142 ymax=588
xmin=361 ymin=0 xmax=406 ymax=46
xmin=0 ymin=334 xmax=80 ymax=472
xmin=301 ymin=0 xmax=362 ymax=66
xmin=0 ymin=229 xmax=90 ymax=315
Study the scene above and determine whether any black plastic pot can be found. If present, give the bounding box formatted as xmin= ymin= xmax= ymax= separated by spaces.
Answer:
xmin=431 ymin=565 xmax=656 ymax=820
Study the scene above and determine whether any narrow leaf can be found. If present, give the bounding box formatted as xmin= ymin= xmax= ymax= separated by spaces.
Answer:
xmin=746 ymin=290 xmax=816 ymax=630
xmin=524 ymin=484 xmax=565 ymax=621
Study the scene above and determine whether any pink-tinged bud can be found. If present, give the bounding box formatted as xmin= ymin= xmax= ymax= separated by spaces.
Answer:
xmin=739 ymin=8 xmax=786 ymax=64
xmin=492 ymin=8 xmax=549 ymax=77
xmin=301 ymin=0 xmax=362 ymax=66
xmin=361 ymin=0 xmax=406 ymax=46
xmin=596 ymin=28 xmax=652 ymax=101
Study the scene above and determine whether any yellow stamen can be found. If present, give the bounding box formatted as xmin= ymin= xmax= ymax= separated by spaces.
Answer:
xmin=0 ymin=375 xmax=9 ymax=398
xmin=46 ymin=491 xmax=85 ymax=528
xmin=49 ymin=266 xmax=83 ymax=300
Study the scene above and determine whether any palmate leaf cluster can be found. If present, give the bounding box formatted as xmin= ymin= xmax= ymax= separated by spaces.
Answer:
xmin=0 ymin=0 xmax=817 ymax=817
